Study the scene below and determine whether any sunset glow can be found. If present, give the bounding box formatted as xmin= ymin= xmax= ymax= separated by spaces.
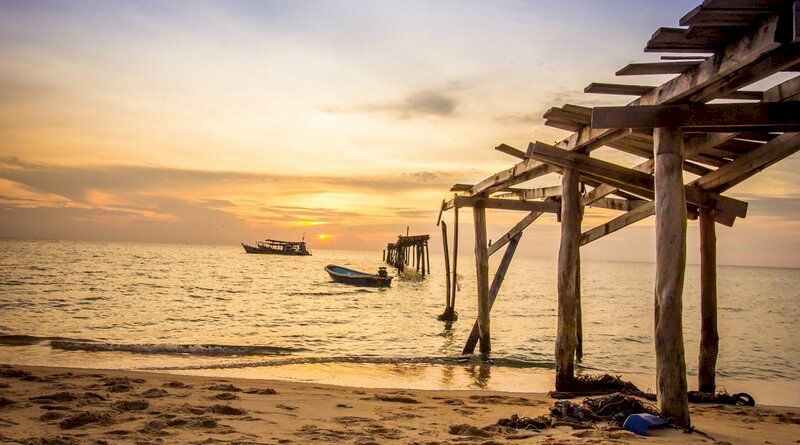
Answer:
xmin=0 ymin=0 xmax=798 ymax=267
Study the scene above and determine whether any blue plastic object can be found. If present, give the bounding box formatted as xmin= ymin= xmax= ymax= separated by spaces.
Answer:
xmin=622 ymin=413 xmax=669 ymax=436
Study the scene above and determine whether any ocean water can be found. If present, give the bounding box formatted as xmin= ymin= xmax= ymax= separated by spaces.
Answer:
xmin=1 ymin=239 xmax=798 ymax=405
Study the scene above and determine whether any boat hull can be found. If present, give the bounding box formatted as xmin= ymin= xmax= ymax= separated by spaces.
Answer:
xmin=241 ymin=243 xmax=311 ymax=255
xmin=325 ymin=264 xmax=392 ymax=288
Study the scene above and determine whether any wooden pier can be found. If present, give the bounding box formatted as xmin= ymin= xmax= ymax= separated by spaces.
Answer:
xmin=385 ymin=234 xmax=431 ymax=275
xmin=439 ymin=0 xmax=800 ymax=427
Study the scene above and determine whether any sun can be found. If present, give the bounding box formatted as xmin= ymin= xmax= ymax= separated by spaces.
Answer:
xmin=317 ymin=234 xmax=332 ymax=241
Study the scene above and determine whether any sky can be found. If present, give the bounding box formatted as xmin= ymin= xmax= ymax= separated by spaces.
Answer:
xmin=1 ymin=0 xmax=799 ymax=267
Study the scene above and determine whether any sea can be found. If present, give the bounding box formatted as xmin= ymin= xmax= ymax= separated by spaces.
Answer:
xmin=1 ymin=239 xmax=798 ymax=406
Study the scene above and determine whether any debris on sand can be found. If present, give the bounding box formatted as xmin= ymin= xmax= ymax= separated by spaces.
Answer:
xmin=688 ymin=390 xmax=755 ymax=406
xmin=59 ymin=411 xmax=115 ymax=429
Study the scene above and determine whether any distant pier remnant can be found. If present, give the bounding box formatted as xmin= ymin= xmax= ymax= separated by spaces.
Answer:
xmin=385 ymin=232 xmax=431 ymax=276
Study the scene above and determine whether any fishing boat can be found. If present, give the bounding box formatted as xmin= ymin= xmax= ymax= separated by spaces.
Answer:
xmin=241 ymin=239 xmax=311 ymax=255
xmin=325 ymin=265 xmax=393 ymax=288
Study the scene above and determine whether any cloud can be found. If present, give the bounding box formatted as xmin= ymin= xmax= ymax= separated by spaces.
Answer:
xmin=323 ymin=88 xmax=460 ymax=119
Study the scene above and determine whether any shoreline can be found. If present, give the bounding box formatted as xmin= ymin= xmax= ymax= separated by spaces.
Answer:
xmin=1 ymin=364 xmax=798 ymax=444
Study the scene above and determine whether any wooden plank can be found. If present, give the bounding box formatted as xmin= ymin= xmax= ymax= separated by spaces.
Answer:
xmin=473 ymin=206 xmax=491 ymax=354
xmin=555 ymin=168 xmax=582 ymax=391
xmin=436 ymin=199 xmax=445 ymax=226
xmin=646 ymin=27 xmax=720 ymax=53
xmin=617 ymin=61 xmax=701 ymax=76
xmin=681 ymin=5 xmax=771 ymax=26
xmin=661 ymin=55 xmax=710 ymax=60
xmin=488 ymin=211 xmax=543 ymax=257
xmin=544 ymin=107 xmax=591 ymax=126
xmin=584 ymin=82 xmax=654 ymax=96
xmin=653 ymin=127 xmax=691 ymax=427
xmin=453 ymin=196 xmax=560 ymax=213
xmin=463 ymin=233 xmax=521 ymax=355
xmin=591 ymin=102 xmax=800 ymax=130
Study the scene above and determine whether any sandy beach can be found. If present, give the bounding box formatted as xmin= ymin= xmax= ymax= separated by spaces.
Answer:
xmin=0 ymin=364 xmax=797 ymax=444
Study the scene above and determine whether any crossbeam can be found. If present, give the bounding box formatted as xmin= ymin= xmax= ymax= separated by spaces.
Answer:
xmin=591 ymin=102 xmax=800 ymax=131
xmin=528 ymin=142 xmax=747 ymax=226
xmin=446 ymin=196 xmax=561 ymax=213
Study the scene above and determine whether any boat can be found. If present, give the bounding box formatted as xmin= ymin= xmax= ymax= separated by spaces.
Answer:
xmin=325 ymin=265 xmax=393 ymax=287
xmin=241 ymin=239 xmax=311 ymax=255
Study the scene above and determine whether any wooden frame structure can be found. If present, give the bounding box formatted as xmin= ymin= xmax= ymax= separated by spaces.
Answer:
xmin=437 ymin=0 xmax=800 ymax=427
xmin=385 ymin=234 xmax=431 ymax=275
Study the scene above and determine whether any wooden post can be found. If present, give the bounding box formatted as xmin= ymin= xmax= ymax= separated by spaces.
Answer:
xmin=698 ymin=206 xmax=719 ymax=393
xmin=452 ymin=206 xmax=459 ymax=311
xmin=654 ymin=127 xmax=691 ymax=427
xmin=555 ymin=168 xmax=581 ymax=391
xmin=442 ymin=222 xmax=451 ymax=311
xmin=473 ymin=205 xmax=491 ymax=354
xmin=576 ymin=258 xmax=583 ymax=363
xmin=463 ymin=233 xmax=521 ymax=354
xmin=425 ymin=241 xmax=431 ymax=275
xmin=383 ymin=250 xmax=386 ymax=262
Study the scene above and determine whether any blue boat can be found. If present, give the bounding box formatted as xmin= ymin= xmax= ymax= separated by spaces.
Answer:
xmin=325 ymin=265 xmax=393 ymax=288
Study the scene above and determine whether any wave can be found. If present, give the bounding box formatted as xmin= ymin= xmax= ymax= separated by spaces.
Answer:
xmin=49 ymin=341 xmax=305 ymax=356
xmin=142 ymin=355 xmax=556 ymax=371
xmin=0 ymin=334 xmax=95 ymax=346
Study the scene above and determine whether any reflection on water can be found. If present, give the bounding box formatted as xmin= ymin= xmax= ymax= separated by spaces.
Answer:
xmin=1 ymin=239 xmax=799 ymax=405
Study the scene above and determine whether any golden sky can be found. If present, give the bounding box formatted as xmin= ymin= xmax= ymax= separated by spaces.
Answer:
xmin=1 ymin=0 xmax=799 ymax=267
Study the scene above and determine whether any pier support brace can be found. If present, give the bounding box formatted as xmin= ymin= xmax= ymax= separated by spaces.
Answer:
xmin=698 ymin=206 xmax=719 ymax=393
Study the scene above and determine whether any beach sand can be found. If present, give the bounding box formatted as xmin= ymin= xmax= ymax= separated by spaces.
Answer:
xmin=0 ymin=364 xmax=798 ymax=444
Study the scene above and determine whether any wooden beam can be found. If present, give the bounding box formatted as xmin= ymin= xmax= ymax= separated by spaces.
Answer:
xmin=691 ymin=132 xmax=800 ymax=192
xmin=473 ymin=205 xmax=491 ymax=354
xmin=680 ymin=5 xmax=771 ymax=27
xmin=591 ymin=102 xmax=800 ymax=131
xmin=586 ymin=197 xmax=648 ymax=211
xmin=463 ymin=233 xmax=521 ymax=355
xmin=528 ymin=141 xmax=748 ymax=226
xmin=617 ymin=61 xmax=701 ymax=76
xmin=580 ymin=202 xmax=655 ymax=245
xmin=653 ymin=127 xmax=691 ymax=427
xmin=495 ymin=144 xmax=527 ymax=159
xmin=495 ymin=185 xmax=562 ymax=200
xmin=555 ymin=168 xmax=582 ymax=391
xmin=585 ymin=82 xmax=763 ymax=100
xmin=452 ymin=196 xmax=560 ymax=213
xmin=488 ymin=211 xmax=543 ymax=257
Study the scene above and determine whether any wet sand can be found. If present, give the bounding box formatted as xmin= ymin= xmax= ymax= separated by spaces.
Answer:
xmin=1 ymin=364 xmax=798 ymax=444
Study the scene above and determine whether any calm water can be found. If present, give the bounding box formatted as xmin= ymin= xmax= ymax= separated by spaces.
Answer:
xmin=1 ymin=239 xmax=798 ymax=405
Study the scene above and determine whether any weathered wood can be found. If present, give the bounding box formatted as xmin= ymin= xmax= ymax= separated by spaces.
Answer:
xmin=653 ymin=128 xmax=690 ymax=427
xmin=585 ymin=82 xmax=763 ymax=100
xmin=691 ymin=132 xmax=800 ymax=192
xmin=585 ymin=197 xmax=648 ymax=211
xmin=581 ymin=202 xmax=655 ymax=245
xmin=473 ymin=205 xmax=491 ymax=354
xmin=617 ymin=61 xmax=701 ymax=76
xmin=680 ymin=5 xmax=772 ymax=27
xmin=496 ymin=144 xmax=528 ymax=159
xmin=528 ymin=141 xmax=748 ymax=226
xmin=555 ymin=168 xmax=582 ymax=391
xmin=488 ymin=211 xmax=544 ymax=256
xmin=495 ymin=185 xmax=562 ymax=200
xmin=576 ymin=258 xmax=582 ymax=363
xmin=442 ymin=221 xmax=451 ymax=311
xmin=452 ymin=205 xmax=459 ymax=313
xmin=698 ymin=207 xmax=719 ymax=393
xmin=451 ymin=196 xmax=561 ymax=213
xmin=591 ymin=102 xmax=800 ymax=131
xmin=436 ymin=199 xmax=446 ymax=226
xmin=463 ymin=234 xmax=521 ymax=354
xmin=645 ymin=27 xmax=720 ymax=53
